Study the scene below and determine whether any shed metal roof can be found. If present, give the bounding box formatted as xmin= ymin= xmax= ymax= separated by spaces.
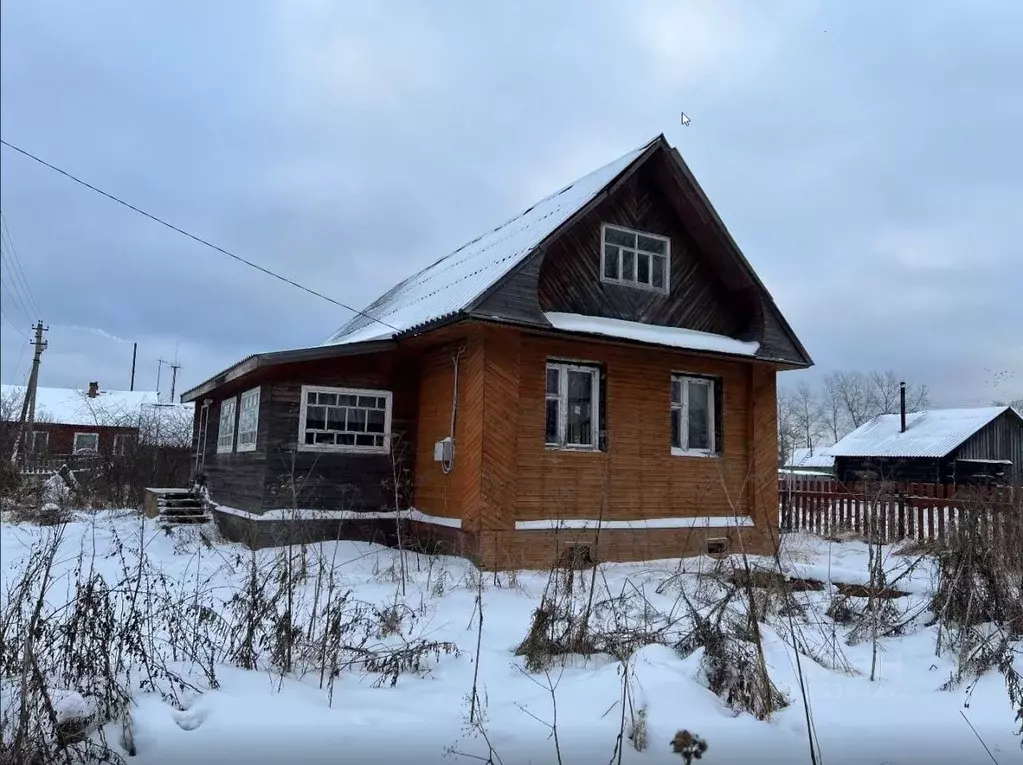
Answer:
xmin=828 ymin=407 xmax=1011 ymax=459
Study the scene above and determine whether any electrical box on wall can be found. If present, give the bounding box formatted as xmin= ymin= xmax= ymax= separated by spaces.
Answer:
xmin=433 ymin=437 xmax=454 ymax=463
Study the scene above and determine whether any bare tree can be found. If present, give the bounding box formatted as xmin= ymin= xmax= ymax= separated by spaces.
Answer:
xmin=828 ymin=371 xmax=873 ymax=431
xmin=819 ymin=373 xmax=847 ymax=443
xmin=787 ymin=382 xmax=825 ymax=452
xmin=867 ymin=370 xmax=929 ymax=416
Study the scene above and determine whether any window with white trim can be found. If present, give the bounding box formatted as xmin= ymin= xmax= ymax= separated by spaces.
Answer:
xmin=545 ymin=362 xmax=600 ymax=449
xmin=299 ymin=385 xmax=392 ymax=453
xmin=217 ymin=397 xmax=237 ymax=454
xmin=73 ymin=432 xmax=99 ymax=454
xmin=671 ymin=375 xmax=717 ymax=456
xmin=113 ymin=433 xmax=132 ymax=457
xmin=601 ymin=224 xmax=670 ymax=293
xmin=236 ymin=387 xmax=260 ymax=452
xmin=29 ymin=431 xmax=48 ymax=455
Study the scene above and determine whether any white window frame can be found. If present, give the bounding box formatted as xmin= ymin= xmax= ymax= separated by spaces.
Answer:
xmin=236 ymin=387 xmax=261 ymax=453
xmin=671 ymin=374 xmax=717 ymax=457
xmin=73 ymin=432 xmax=99 ymax=454
xmin=113 ymin=433 xmax=132 ymax=457
xmin=298 ymin=385 xmax=393 ymax=454
xmin=600 ymin=223 xmax=671 ymax=294
xmin=545 ymin=362 xmax=600 ymax=450
xmin=217 ymin=397 xmax=237 ymax=454
xmin=30 ymin=430 xmax=49 ymax=455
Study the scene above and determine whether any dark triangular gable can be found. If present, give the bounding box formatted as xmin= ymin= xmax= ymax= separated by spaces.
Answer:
xmin=468 ymin=136 xmax=812 ymax=367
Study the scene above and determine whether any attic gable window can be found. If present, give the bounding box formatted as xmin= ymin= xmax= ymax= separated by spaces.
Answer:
xmin=601 ymin=224 xmax=670 ymax=293
xmin=299 ymin=385 xmax=392 ymax=454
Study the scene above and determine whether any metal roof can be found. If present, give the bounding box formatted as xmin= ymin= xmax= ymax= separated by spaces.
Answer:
xmin=828 ymin=406 xmax=1011 ymax=459
xmin=323 ymin=138 xmax=656 ymax=346
xmin=785 ymin=446 xmax=835 ymax=469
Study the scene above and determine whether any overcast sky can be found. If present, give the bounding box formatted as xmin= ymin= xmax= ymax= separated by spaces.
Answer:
xmin=1 ymin=0 xmax=1020 ymax=407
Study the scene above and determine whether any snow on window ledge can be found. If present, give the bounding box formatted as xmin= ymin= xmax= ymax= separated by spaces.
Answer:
xmin=670 ymin=447 xmax=719 ymax=458
xmin=544 ymin=313 xmax=760 ymax=357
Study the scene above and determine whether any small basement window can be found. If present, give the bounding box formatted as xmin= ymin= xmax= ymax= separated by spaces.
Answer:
xmin=601 ymin=224 xmax=670 ymax=293
xmin=236 ymin=387 xmax=261 ymax=452
xmin=73 ymin=432 xmax=99 ymax=454
xmin=671 ymin=374 xmax=719 ymax=456
xmin=299 ymin=385 xmax=392 ymax=454
xmin=217 ymin=397 xmax=237 ymax=454
xmin=545 ymin=362 xmax=600 ymax=449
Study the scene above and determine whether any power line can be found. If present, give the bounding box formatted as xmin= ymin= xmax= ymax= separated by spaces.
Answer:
xmin=0 ymin=139 xmax=398 ymax=332
xmin=0 ymin=211 xmax=42 ymax=318
xmin=0 ymin=251 xmax=35 ymax=326
xmin=0 ymin=303 xmax=30 ymax=341
xmin=1 ymin=247 xmax=36 ymax=321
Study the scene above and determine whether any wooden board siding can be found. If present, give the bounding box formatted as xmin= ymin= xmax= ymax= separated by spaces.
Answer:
xmin=536 ymin=164 xmax=754 ymax=338
xmin=199 ymin=350 xmax=418 ymax=514
xmin=23 ymin=422 xmax=137 ymax=457
xmin=507 ymin=328 xmax=756 ymax=523
xmin=412 ymin=337 xmax=478 ymax=528
xmin=954 ymin=409 xmax=1023 ymax=486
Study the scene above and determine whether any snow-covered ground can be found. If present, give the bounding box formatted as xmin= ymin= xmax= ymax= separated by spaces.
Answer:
xmin=1 ymin=511 xmax=1020 ymax=765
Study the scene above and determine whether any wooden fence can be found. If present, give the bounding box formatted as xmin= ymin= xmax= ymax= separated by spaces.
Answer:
xmin=779 ymin=477 xmax=1022 ymax=547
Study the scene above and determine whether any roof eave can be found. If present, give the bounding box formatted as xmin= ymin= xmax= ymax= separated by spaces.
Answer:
xmin=663 ymin=147 xmax=814 ymax=368
xmin=179 ymin=340 xmax=397 ymax=403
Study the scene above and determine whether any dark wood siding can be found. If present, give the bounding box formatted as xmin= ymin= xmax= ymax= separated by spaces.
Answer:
xmin=535 ymin=163 xmax=754 ymax=336
xmin=198 ymin=351 xmax=418 ymax=514
xmin=952 ymin=409 xmax=1023 ymax=486
xmin=835 ymin=410 xmax=1023 ymax=487
xmin=835 ymin=456 xmax=943 ymax=485
xmin=22 ymin=422 xmax=137 ymax=457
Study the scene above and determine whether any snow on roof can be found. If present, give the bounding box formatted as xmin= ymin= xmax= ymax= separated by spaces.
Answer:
xmin=785 ymin=446 xmax=835 ymax=469
xmin=324 ymin=139 xmax=656 ymax=346
xmin=828 ymin=406 xmax=1011 ymax=459
xmin=543 ymin=313 xmax=760 ymax=357
xmin=1 ymin=384 xmax=193 ymax=429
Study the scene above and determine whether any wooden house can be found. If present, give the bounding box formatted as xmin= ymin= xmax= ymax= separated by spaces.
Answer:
xmin=1 ymin=382 xmax=194 ymax=468
xmin=829 ymin=405 xmax=1023 ymax=487
xmin=782 ymin=446 xmax=836 ymax=477
xmin=180 ymin=135 xmax=812 ymax=569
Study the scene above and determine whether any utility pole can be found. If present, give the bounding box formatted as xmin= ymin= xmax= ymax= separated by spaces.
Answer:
xmin=130 ymin=342 xmax=137 ymax=391
xmin=156 ymin=358 xmax=168 ymax=402
xmin=169 ymin=362 xmax=181 ymax=403
xmin=12 ymin=320 xmax=48 ymax=463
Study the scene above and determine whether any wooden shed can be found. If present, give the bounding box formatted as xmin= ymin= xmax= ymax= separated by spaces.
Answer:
xmin=829 ymin=405 xmax=1023 ymax=487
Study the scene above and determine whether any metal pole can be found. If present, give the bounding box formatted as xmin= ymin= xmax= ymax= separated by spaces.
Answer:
xmin=130 ymin=342 xmax=137 ymax=391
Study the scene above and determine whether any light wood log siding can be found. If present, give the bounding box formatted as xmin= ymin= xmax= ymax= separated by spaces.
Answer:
xmin=475 ymin=326 xmax=764 ymax=524
xmin=412 ymin=338 xmax=478 ymax=527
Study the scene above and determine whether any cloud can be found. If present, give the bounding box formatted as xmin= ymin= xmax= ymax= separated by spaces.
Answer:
xmin=1 ymin=0 xmax=1020 ymax=411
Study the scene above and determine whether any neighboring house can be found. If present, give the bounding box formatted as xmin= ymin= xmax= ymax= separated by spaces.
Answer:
xmin=1 ymin=382 xmax=193 ymax=460
xmin=829 ymin=406 xmax=1023 ymax=486
xmin=782 ymin=446 xmax=835 ymax=477
xmin=181 ymin=134 xmax=812 ymax=569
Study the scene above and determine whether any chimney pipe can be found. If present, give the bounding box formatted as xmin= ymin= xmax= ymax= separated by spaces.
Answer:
xmin=900 ymin=381 xmax=907 ymax=433
xmin=88 ymin=381 xmax=100 ymax=399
